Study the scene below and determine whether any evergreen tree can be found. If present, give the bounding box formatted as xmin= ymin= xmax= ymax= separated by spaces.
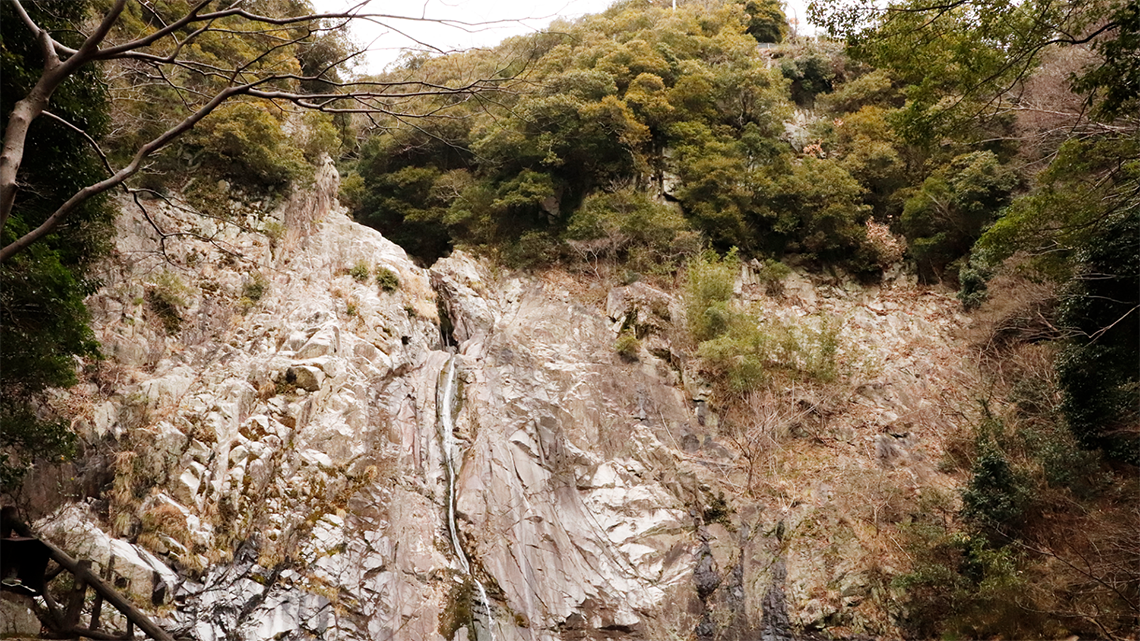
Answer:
xmin=0 ymin=0 xmax=111 ymax=490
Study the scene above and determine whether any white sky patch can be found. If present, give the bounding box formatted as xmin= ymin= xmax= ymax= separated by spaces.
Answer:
xmin=310 ymin=0 xmax=816 ymax=74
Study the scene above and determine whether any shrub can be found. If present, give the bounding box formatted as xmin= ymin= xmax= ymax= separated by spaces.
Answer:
xmin=779 ymin=51 xmax=834 ymax=107
xmin=901 ymin=151 xmax=1017 ymax=283
xmin=962 ymin=447 xmax=1023 ymax=527
xmin=297 ymin=110 xmax=340 ymax=162
xmin=262 ymin=220 xmax=286 ymax=249
xmin=702 ymin=491 xmax=732 ymax=525
xmin=147 ymin=270 xmax=190 ymax=334
xmin=338 ymin=171 xmax=365 ymax=211
xmin=505 ymin=230 xmax=562 ymax=269
xmin=685 ymin=250 xmax=841 ymax=395
xmin=1055 ymin=209 xmax=1139 ymax=465
xmin=239 ymin=272 xmax=269 ymax=313
xmin=138 ymin=502 xmax=191 ymax=553
xmin=961 ymin=428 xmax=1030 ymax=540
xmin=684 ymin=250 xmax=739 ymax=342
xmin=615 ymin=332 xmax=641 ymax=361
xmin=1020 ymin=417 xmax=1109 ymax=498
xmin=375 ymin=266 xmax=399 ymax=292
xmin=348 ymin=259 xmax=370 ymax=283
xmin=698 ymin=313 xmax=840 ymax=394
xmin=564 ymin=188 xmax=691 ymax=271
xmin=896 ymin=527 xmax=1038 ymax=639
xmin=187 ymin=101 xmax=307 ymax=192
xmin=751 ymin=157 xmax=876 ymax=269
xmin=242 ymin=272 xmax=269 ymax=302
xmin=957 ymin=259 xmax=989 ymax=310
xmin=754 ymin=258 xmax=791 ymax=296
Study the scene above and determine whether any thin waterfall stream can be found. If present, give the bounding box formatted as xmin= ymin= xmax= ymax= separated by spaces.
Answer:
xmin=437 ymin=355 xmax=496 ymax=641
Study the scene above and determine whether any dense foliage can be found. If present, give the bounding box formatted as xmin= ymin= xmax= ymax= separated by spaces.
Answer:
xmin=808 ymin=0 xmax=1138 ymax=636
xmin=347 ymin=0 xmax=906 ymax=273
xmin=1054 ymin=210 xmax=1139 ymax=465
xmin=0 ymin=0 xmax=110 ymax=489
xmin=103 ymin=0 xmax=347 ymax=202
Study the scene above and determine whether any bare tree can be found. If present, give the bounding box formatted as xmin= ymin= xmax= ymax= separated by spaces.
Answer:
xmin=724 ymin=389 xmax=816 ymax=495
xmin=0 ymin=0 xmax=522 ymax=262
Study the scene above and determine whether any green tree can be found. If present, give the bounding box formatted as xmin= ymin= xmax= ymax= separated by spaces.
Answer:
xmin=186 ymin=101 xmax=307 ymax=190
xmin=901 ymin=151 xmax=1017 ymax=282
xmin=779 ymin=52 xmax=833 ymax=107
xmin=564 ymin=187 xmax=692 ymax=271
xmin=353 ymin=121 xmax=474 ymax=262
xmin=1054 ymin=210 xmax=1139 ymax=465
xmin=810 ymin=0 xmax=1132 ymax=146
xmin=760 ymin=156 xmax=874 ymax=266
xmin=0 ymin=0 xmax=516 ymax=262
xmin=1072 ymin=2 xmax=1139 ymax=120
xmin=343 ymin=0 xmax=895 ymax=278
xmin=736 ymin=0 xmax=788 ymax=43
xmin=1 ymin=0 xmax=109 ymax=489
xmin=831 ymin=106 xmax=908 ymax=218
xmin=975 ymin=135 xmax=1138 ymax=280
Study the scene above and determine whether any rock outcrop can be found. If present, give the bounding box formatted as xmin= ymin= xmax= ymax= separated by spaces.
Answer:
xmin=19 ymin=162 xmax=970 ymax=641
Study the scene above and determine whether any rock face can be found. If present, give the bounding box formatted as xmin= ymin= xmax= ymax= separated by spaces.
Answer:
xmin=24 ymin=162 xmax=970 ymax=641
xmin=432 ymin=254 xmax=699 ymax=638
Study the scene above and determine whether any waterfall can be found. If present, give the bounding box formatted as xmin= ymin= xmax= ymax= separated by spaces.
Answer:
xmin=437 ymin=355 xmax=496 ymax=641
xmin=473 ymin=581 xmax=496 ymax=641
xmin=438 ymin=356 xmax=469 ymax=575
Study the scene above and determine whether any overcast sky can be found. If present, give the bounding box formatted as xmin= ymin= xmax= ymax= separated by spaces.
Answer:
xmin=310 ymin=0 xmax=815 ymax=74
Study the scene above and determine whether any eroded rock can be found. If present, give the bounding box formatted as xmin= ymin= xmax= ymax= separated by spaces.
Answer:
xmin=26 ymin=161 xmax=972 ymax=641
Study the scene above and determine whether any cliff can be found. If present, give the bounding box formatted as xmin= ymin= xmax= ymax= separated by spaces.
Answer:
xmin=10 ymin=163 xmax=972 ymax=640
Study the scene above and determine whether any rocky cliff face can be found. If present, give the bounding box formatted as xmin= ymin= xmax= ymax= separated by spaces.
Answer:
xmin=16 ymin=164 xmax=970 ymax=640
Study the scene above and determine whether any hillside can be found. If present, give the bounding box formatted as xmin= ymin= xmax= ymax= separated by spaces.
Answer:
xmin=1 ymin=1 xmax=1136 ymax=639
xmin=4 ymin=163 xmax=968 ymax=640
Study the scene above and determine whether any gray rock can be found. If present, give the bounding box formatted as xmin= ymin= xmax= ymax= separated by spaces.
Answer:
xmin=0 ymin=596 xmax=40 ymax=637
xmin=34 ymin=158 xmax=970 ymax=641
xmin=693 ymin=543 xmax=721 ymax=599
xmin=286 ymin=365 xmax=323 ymax=392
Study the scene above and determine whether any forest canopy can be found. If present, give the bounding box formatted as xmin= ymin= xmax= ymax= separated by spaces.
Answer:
xmin=345 ymin=0 xmax=890 ymax=271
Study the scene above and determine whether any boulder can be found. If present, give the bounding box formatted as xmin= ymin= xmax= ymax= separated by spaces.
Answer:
xmin=286 ymin=365 xmax=323 ymax=392
xmin=35 ymin=504 xmax=178 ymax=607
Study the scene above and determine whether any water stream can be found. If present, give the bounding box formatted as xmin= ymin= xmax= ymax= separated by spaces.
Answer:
xmin=437 ymin=355 xmax=496 ymax=641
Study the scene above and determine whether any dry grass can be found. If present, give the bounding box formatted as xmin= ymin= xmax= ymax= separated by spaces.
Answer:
xmin=111 ymin=450 xmax=139 ymax=537
xmin=137 ymin=500 xmax=192 ymax=552
xmin=539 ymin=264 xmax=617 ymax=309
xmin=865 ymin=219 xmax=906 ymax=268
xmin=964 ymin=272 xmax=1059 ymax=372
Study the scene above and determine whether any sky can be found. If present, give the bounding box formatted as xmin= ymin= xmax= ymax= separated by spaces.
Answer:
xmin=310 ymin=0 xmax=816 ymax=74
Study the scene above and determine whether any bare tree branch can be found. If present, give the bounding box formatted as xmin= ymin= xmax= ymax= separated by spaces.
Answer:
xmin=40 ymin=111 xmax=115 ymax=178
